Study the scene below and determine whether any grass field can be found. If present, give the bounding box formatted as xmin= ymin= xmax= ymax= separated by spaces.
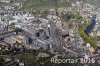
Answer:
xmin=21 ymin=0 xmax=71 ymax=10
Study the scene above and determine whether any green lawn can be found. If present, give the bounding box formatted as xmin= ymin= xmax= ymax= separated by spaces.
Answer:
xmin=15 ymin=53 xmax=36 ymax=63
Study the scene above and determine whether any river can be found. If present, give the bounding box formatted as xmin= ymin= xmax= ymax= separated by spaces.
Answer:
xmin=84 ymin=15 xmax=96 ymax=36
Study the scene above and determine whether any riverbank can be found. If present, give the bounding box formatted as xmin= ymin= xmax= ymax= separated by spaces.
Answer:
xmin=78 ymin=16 xmax=97 ymax=47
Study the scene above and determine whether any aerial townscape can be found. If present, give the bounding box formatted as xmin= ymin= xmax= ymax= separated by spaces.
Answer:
xmin=0 ymin=0 xmax=100 ymax=66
